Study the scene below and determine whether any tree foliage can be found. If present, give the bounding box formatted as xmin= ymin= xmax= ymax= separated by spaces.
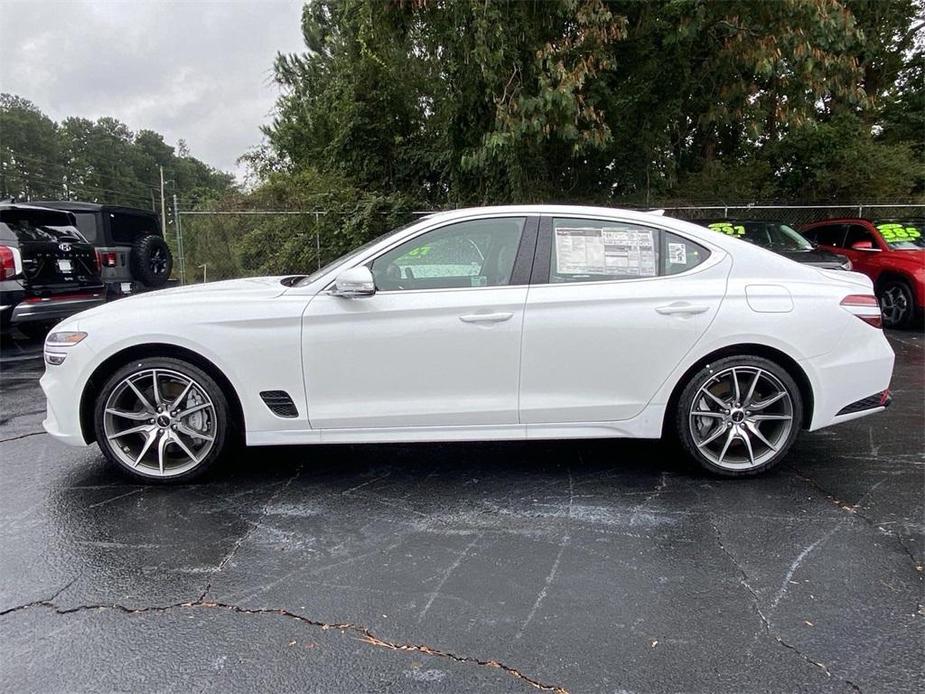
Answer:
xmin=262 ymin=0 xmax=924 ymax=209
xmin=0 ymin=94 xmax=233 ymax=208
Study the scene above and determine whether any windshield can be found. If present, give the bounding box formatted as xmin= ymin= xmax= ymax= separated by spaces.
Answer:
xmin=0 ymin=209 xmax=86 ymax=243
xmin=705 ymin=221 xmax=813 ymax=251
xmin=294 ymin=218 xmax=424 ymax=286
xmin=873 ymin=220 xmax=925 ymax=250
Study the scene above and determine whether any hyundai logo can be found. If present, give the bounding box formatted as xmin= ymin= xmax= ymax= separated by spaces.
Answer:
xmin=58 ymin=242 xmax=72 ymax=252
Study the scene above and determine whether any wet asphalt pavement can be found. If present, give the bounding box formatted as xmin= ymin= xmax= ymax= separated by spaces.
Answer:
xmin=0 ymin=332 xmax=922 ymax=694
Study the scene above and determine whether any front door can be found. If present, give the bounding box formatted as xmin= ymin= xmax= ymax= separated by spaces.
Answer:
xmin=301 ymin=216 xmax=533 ymax=429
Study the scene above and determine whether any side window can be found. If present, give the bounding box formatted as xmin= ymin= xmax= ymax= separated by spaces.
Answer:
xmin=370 ymin=217 xmax=525 ymax=291
xmin=550 ymin=218 xmax=659 ymax=283
xmin=661 ymin=231 xmax=709 ymax=275
xmin=844 ymin=224 xmax=875 ymax=249
xmin=108 ymin=212 xmax=159 ymax=245
xmin=804 ymin=224 xmax=846 ymax=247
xmin=72 ymin=212 xmax=100 ymax=243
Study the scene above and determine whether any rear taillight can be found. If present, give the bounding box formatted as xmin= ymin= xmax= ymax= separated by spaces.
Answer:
xmin=840 ymin=294 xmax=882 ymax=329
xmin=96 ymin=250 xmax=118 ymax=268
xmin=0 ymin=245 xmax=22 ymax=280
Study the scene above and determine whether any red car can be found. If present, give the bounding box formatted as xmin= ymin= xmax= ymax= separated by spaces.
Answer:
xmin=801 ymin=218 xmax=925 ymax=329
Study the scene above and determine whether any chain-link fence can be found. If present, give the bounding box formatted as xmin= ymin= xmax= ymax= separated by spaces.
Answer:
xmin=173 ymin=204 xmax=925 ymax=283
xmin=657 ymin=203 xmax=925 ymax=227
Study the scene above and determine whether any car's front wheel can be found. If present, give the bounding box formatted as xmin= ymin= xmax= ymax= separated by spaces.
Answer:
xmin=878 ymin=279 xmax=915 ymax=329
xmin=94 ymin=357 xmax=230 ymax=483
xmin=676 ymin=356 xmax=802 ymax=476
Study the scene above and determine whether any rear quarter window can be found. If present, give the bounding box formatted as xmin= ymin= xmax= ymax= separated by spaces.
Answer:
xmin=661 ymin=232 xmax=710 ymax=275
xmin=108 ymin=212 xmax=160 ymax=244
xmin=71 ymin=212 xmax=100 ymax=244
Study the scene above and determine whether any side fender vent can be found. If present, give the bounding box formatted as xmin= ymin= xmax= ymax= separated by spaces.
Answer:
xmin=260 ymin=390 xmax=298 ymax=418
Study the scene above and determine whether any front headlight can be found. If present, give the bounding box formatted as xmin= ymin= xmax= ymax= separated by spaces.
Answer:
xmin=44 ymin=331 xmax=87 ymax=365
xmin=840 ymin=258 xmax=852 ymax=271
xmin=45 ymin=331 xmax=87 ymax=347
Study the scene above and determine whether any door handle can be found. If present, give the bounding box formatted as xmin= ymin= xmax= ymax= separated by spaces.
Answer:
xmin=459 ymin=312 xmax=514 ymax=323
xmin=655 ymin=303 xmax=710 ymax=316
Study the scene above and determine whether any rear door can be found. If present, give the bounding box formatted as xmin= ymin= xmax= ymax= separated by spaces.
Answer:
xmin=519 ymin=216 xmax=729 ymax=424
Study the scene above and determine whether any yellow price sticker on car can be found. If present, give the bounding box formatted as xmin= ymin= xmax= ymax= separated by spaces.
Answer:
xmin=707 ymin=222 xmax=746 ymax=237
xmin=876 ymin=223 xmax=922 ymax=242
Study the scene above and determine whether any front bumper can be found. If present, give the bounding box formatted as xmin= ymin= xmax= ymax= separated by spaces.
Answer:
xmin=40 ymin=336 xmax=96 ymax=448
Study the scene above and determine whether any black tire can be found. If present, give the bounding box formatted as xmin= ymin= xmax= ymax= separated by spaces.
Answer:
xmin=675 ymin=355 xmax=803 ymax=477
xmin=878 ymin=279 xmax=915 ymax=329
xmin=131 ymin=235 xmax=173 ymax=288
xmin=94 ymin=357 xmax=230 ymax=483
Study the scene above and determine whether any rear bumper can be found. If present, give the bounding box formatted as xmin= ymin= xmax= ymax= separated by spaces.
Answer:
xmin=804 ymin=329 xmax=895 ymax=431
xmin=9 ymin=292 xmax=106 ymax=324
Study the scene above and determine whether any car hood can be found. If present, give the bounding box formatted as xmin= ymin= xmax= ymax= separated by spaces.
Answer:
xmin=71 ymin=276 xmax=292 ymax=323
xmin=777 ymin=248 xmax=847 ymax=268
xmin=883 ymin=248 xmax=925 ymax=271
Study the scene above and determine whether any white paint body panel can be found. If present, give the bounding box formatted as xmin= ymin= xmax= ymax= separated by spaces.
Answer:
xmin=39 ymin=205 xmax=894 ymax=451
xmin=302 ymin=286 xmax=527 ymax=428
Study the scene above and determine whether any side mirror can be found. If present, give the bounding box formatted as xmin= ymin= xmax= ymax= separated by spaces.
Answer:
xmin=850 ymin=240 xmax=879 ymax=252
xmin=332 ymin=265 xmax=376 ymax=297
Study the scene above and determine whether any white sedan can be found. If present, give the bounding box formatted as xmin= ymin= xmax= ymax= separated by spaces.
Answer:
xmin=40 ymin=206 xmax=894 ymax=482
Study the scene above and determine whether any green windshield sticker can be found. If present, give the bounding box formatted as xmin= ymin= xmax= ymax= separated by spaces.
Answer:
xmin=407 ymin=245 xmax=431 ymax=257
xmin=876 ymin=223 xmax=922 ymax=242
xmin=707 ymin=222 xmax=746 ymax=237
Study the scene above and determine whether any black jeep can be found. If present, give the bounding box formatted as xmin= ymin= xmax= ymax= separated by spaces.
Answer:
xmin=34 ymin=202 xmax=174 ymax=298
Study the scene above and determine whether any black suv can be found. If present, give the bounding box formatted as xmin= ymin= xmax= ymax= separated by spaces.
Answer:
xmin=0 ymin=203 xmax=106 ymax=337
xmin=695 ymin=219 xmax=852 ymax=270
xmin=34 ymin=202 xmax=174 ymax=298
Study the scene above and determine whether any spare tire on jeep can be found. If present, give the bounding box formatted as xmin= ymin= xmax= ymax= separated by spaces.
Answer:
xmin=131 ymin=235 xmax=173 ymax=288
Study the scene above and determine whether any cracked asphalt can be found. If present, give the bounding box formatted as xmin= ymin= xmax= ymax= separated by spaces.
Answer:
xmin=0 ymin=332 xmax=922 ymax=693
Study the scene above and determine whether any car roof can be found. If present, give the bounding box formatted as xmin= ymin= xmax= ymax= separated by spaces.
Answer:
xmin=32 ymin=200 xmax=157 ymax=217
xmin=696 ymin=219 xmax=789 ymax=225
xmin=0 ymin=202 xmax=78 ymax=219
xmin=803 ymin=218 xmax=870 ymax=226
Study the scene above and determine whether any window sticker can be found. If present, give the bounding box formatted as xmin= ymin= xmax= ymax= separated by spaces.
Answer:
xmin=875 ymin=223 xmax=922 ymax=242
xmin=707 ymin=222 xmax=746 ymax=237
xmin=667 ymin=241 xmax=688 ymax=265
xmin=555 ymin=226 xmax=656 ymax=277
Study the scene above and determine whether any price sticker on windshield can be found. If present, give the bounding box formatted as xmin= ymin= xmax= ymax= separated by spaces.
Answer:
xmin=876 ymin=223 xmax=922 ymax=242
xmin=707 ymin=222 xmax=746 ymax=237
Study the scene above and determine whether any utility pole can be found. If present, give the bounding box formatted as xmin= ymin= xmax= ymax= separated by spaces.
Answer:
xmin=159 ymin=166 xmax=167 ymax=236
xmin=173 ymin=194 xmax=186 ymax=285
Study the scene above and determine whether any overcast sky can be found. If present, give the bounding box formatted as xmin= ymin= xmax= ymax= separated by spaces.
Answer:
xmin=0 ymin=0 xmax=306 ymax=179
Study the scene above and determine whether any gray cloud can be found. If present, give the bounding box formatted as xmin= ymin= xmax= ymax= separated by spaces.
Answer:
xmin=0 ymin=0 xmax=306 ymax=179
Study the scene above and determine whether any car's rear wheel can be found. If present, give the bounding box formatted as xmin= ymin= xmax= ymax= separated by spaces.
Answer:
xmin=676 ymin=356 xmax=802 ymax=477
xmin=94 ymin=357 xmax=230 ymax=483
xmin=878 ymin=279 xmax=915 ymax=329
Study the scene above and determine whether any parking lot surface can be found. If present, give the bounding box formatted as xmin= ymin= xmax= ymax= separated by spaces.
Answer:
xmin=0 ymin=332 xmax=922 ymax=693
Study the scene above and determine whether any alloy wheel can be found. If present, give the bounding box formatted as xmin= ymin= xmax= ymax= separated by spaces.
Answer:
xmin=102 ymin=368 xmax=217 ymax=477
xmin=689 ymin=366 xmax=794 ymax=471
xmin=150 ymin=248 xmax=168 ymax=275
xmin=879 ymin=284 xmax=909 ymax=327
